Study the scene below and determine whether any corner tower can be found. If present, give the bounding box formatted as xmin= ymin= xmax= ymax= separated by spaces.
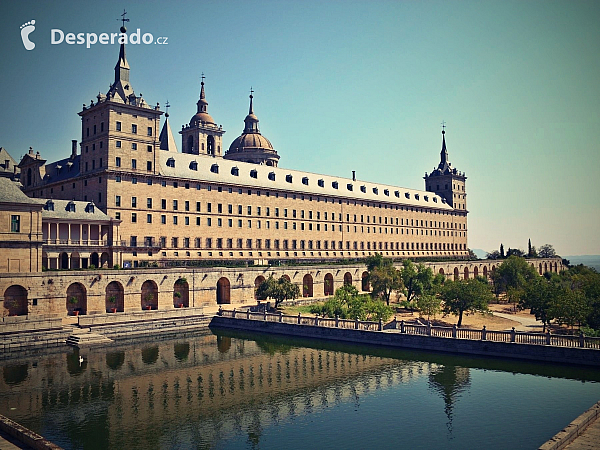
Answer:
xmin=180 ymin=78 xmax=225 ymax=156
xmin=424 ymin=129 xmax=467 ymax=210
xmin=224 ymin=91 xmax=279 ymax=166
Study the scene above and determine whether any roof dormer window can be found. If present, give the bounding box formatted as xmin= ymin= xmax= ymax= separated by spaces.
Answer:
xmin=394 ymin=191 xmax=400 ymax=198
xmin=189 ymin=161 xmax=198 ymax=171
xmin=405 ymin=193 xmax=410 ymax=199
xmin=318 ymin=179 xmax=324 ymax=187
xmin=66 ymin=201 xmax=76 ymax=212
xmin=210 ymin=164 xmax=219 ymax=174
xmin=302 ymin=177 xmax=309 ymax=185
xmin=44 ymin=200 xmax=54 ymax=211
xmin=372 ymin=187 xmax=378 ymax=195
xmin=415 ymin=194 xmax=420 ymax=200
xmin=268 ymin=172 xmax=276 ymax=181
xmin=332 ymin=181 xmax=338 ymax=189
xmin=360 ymin=185 xmax=366 ymax=193
xmin=286 ymin=174 xmax=293 ymax=183
xmin=250 ymin=169 xmax=258 ymax=179
xmin=347 ymin=183 xmax=353 ymax=191
xmin=166 ymin=158 xmax=175 ymax=168
xmin=231 ymin=167 xmax=239 ymax=176
xmin=384 ymin=189 xmax=389 ymax=196
xmin=85 ymin=202 xmax=95 ymax=213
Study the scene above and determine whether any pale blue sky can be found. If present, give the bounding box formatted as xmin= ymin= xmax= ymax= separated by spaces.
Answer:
xmin=1 ymin=1 xmax=598 ymax=255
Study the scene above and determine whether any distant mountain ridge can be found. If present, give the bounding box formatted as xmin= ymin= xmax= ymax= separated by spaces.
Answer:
xmin=565 ymin=255 xmax=600 ymax=271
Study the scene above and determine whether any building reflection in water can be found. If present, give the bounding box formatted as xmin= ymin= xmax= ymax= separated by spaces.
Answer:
xmin=0 ymin=332 xmax=460 ymax=448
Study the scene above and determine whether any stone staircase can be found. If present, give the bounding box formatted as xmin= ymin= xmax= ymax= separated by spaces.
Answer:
xmin=66 ymin=326 xmax=112 ymax=348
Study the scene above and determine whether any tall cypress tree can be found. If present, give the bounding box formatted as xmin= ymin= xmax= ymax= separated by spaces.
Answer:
xmin=500 ymin=243 xmax=505 ymax=258
xmin=528 ymin=239 xmax=532 ymax=257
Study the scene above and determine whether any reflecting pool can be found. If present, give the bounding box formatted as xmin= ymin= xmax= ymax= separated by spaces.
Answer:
xmin=0 ymin=329 xmax=599 ymax=449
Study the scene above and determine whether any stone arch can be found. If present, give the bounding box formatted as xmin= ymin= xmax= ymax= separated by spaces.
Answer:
xmin=361 ymin=271 xmax=370 ymax=292
xmin=254 ymin=275 xmax=266 ymax=300
xmin=464 ymin=267 xmax=470 ymax=280
xmin=141 ymin=346 xmax=159 ymax=365
xmin=439 ymin=268 xmax=445 ymax=275
xmin=207 ymin=135 xmax=215 ymax=155
xmin=539 ymin=263 xmax=543 ymax=275
xmin=217 ymin=277 xmax=230 ymax=304
xmin=454 ymin=267 xmax=460 ymax=281
xmin=101 ymin=252 xmax=110 ymax=268
xmin=70 ymin=251 xmax=81 ymax=270
xmin=90 ymin=252 xmax=99 ymax=268
xmin=3 ymin=285 xmax=28 ymax=317
xmin=67 ymin=282 xmax=87 ymax=315
xmin=174 ymin=278 xmax=189 ymax=308
xmin=105 ymin=281 xmax=124 ymax=313
xmin=544 ymin=262 xmax=548 ymax=273
xmin=483 ymin=266 xmax=488 ymax=278
xmin=60 ymin=252 xmax=69 ymax=269
xmin=473 ymin=266 xmax=479 ymax=277
xmin=282 ymin=274 xmax=291 ymax=283
xmin=554 ymin=262 xmax=558 ymax=272
xmin=303 ymin=274 xmax=313 ymax=297
xmin=141 ymin=280 xmax=158 ymax=310
xmin=324 ymin=273 xmax=334 ymax=296
xmin=343 ymin=272 xmax=352 ymax=286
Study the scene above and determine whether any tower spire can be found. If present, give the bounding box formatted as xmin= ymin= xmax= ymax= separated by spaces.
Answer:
xmin=114 ymin=9 xmax=130 ymax=85
xmin=197 ymin=73 xmax=208 ymax=113
xmin=440 ymin=128 xmax=448 ymax=166
xmin=249 ymin=87 xmax=254 ymax=114
xmin=244 ymin=88 xmax=259 ymax=133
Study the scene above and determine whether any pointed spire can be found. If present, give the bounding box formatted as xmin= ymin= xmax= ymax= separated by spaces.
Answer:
xmin=197 ymin=73 xmax=208 ymax=113
xmin=244 ymin=88 xmax=259 ymax=133
xmin=440 ymin=129 xmax=448 ymax=166
xmin=160 ymin=102 xmax=178 ymax=152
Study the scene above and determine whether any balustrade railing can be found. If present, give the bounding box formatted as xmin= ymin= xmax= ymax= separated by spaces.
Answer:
xmin=44 ymin=239 xmax=107 ymax=246
xmin=218 ymin=308 xmax=600 ymax=350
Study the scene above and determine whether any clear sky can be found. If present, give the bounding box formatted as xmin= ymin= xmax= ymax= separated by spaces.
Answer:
xmin=1 ymin=1 xmax=599 ymax=256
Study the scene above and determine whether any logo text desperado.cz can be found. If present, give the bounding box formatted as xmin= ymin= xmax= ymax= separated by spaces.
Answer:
xmin=51 ymin=29 xmax=167 ymax=48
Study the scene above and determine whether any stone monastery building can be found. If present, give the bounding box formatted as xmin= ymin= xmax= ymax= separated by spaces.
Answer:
xmin=9 ymin=31 xmax=468 ymax=271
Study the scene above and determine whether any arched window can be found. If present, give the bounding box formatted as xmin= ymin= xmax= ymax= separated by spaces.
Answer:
xmin=207 ymin=135 xmax=215 ymax=155
xmin=187 ymin=135 xmax=194 ymax=153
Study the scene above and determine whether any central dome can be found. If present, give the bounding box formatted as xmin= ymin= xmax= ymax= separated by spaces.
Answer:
xmin=224 ymin=93 xmax=280 ymax=166
xmin=190 ymin=111 xmax=215 ymax=126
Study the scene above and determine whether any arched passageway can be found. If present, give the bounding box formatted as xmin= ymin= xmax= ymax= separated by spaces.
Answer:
xmin=3 ymin=285 xmax=27 ymax=316
xmin=483 ymin=266 xmax=488 ymax=278
xmin=141 ymin=280 xmax=158 ymax=310
xmin=343 ymin=272 xmax=352 ymax=286
xmin=439 ymin=268 xmax=445 ymax=275
xmin=473 ymin=267 xmax=479 ymax=277
xmin=60 ymin=252 xmax=69 ymax=269
xmin=90 ymin=252 xmax=99 ymax=268
xmin=101 ymin=252 xmax=110 ymax=268
xmin=464 ymin=267 xmax=470 ymax=280
xmin=105 ymin=281 xmax=124 ymax=313
xmin=303 ymin=274 xmax=313 ymax=297
xmin=67 ymin=282 xmax=87 ymax=315
xmin=361 ymin=271 xmax=370 ymax=292
xmin=539 ymin=263 xmax=543 ymax=275
xmin=217 ymin=277 xmax=231 ymax=304
xmin=174 ymin=278 xmax=189 ymax=308
xmin=454 ymin=267 xmax=460 ymax=281
xmin=324 ymin=273 xmax=334 ymax=296
xmin=254 ymin=276 xmax=266 ymax=300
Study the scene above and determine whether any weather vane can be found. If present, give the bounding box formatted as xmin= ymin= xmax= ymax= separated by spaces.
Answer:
xmin=118 ymin=9 xmax=129 ymax=29
xmin=441 ymin=120 xmax=446 ymax=132
xmin=165 ymin=100 xmax=170 ymax=114
xmin=250 ymin=86 xmax=254 ymax=96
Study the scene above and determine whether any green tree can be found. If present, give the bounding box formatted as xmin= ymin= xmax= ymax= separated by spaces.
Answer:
xmin=370 ymin=263 xmax=403 ymax=306
xmin=255 ymin=275 xmax=300 ymax=309
xmin=400 ymin=260 xmax=442 ymax=311
xmin=441 ymin=277 xmax=494 ymax=327
xmin=311 ymin=284 xmax=393 ymax=322
xmin=500 ymin=243 xmax=505 ymax=258
xmin=417 ymin=293 xmax=442 ymax=323
xmin=467 ymin=248 xmax=478 ymax=260
xmin=492 ymin=256 xmax=538 ymax=305
xmin=538 ymin=244 xmax=557 ymax=258
xmin=486 ymin=250 xmax=501 ymax=260
xmin=506 ymin=248 xmax=525 ymax=258
xmin=519 ymin=277 xmax=558 ymax=332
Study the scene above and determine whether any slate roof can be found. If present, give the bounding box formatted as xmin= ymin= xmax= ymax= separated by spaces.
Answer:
xmin=0 ymin=177 xmax=40 ymax=205
xmin=158 ymin=152 xmax=453 ymax=210
xmin=42 ymin=155 xmax=81 ymax=184
xmin=34 ymin=198 xmax=112 ymax=221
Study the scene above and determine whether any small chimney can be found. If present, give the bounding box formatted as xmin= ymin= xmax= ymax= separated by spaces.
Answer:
xmin=352 ymin=170 xmax=356 ymax=181
xmin=71 ymin=140 xmax=78 ymax=159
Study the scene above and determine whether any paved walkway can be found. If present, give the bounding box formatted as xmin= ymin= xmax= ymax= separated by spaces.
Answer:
xmin=564 ymin=416 xmax=600 ymax=449
xmin=492 ymin=311 xmax=544 ymax=332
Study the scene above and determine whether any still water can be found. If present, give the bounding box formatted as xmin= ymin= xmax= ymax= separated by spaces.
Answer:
xmin=0 ymin=329 xmax=599 ymax=450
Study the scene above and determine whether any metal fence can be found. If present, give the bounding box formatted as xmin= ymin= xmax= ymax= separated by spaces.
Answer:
xmin=218 ymin=308 xmax=600 ymax=350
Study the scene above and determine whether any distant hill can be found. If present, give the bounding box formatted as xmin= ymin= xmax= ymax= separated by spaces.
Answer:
xmin=472 ymin=249 xmax=489 ymax=259
xmin=564 ymin=255 xmax=600 ymax=271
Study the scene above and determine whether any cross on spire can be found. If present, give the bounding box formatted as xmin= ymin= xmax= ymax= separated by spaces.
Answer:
xmin=250 ymin=87 xmax=254 ymax=97
xmin=118 ymin=9 xmax=130 ymax=29
xmin=441 ymin=121 xmax=446 ymax=134
xmin=165 ymin=100 xmax=170 ymax=116
xmin=201 ymin=73 xmax=205 ymax=84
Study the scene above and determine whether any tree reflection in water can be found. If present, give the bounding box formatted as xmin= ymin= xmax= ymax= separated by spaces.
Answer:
xmin=428 ymin=365 xmax=471 ymax=434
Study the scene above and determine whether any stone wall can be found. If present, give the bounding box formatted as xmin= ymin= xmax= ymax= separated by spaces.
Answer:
xmin=0 ymin=257 xmax=564 ymax=319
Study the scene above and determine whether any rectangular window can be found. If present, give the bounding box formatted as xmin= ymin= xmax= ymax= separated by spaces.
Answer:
xmin=207 ymin=218 xmax=212 ymax=226
xmin=147 ymin=126 xmax=153 ymax=136
xmin=131 ymin=213 xmax=137 ymax=223
xmin=10 ymin=215 xmax=20 ymax=232
xmin=115 ymin=195 xmax=121 ymax=207
xmin=147 ymin=161 xmax=152 ymax=171
xmin=185 ymin=201 xmax=190 ymax=211
xmin=131 ymin=197 xmax=137 ymax=207
xmin=173 ymin=200 xmax=178 ymax=210
xmin=147 ymin=214 xmax=152 ymax=223
xmin=173 ymin=216 xmax=178 ymax=225
xmin=185 ymin=217 xmax=189 ymax=225
xmin=161 ymin=215 xmax=166 ymax=224
xmin=207 ymin=203 xmax=212 ymax=213
xmin=131 ymin=159 xmax=137 ymax=169
xmin=132 ymin=143 xmax=137 ymax=150
xmin=116 ymin=121 xmax=122 ymax=131
xmin=116 ymin=141 xmax=121 ymax=148
xmin=184 ymin=238 xmax=190 ymax=248
xmin=196 ymin=202 xmax=201 ymax=212
xmin=115 ymin=157 xmax=121 ymax=167
xmin=147 ymin=145 xmax=152 ymax=152
xmin=132 ymin=124 xmax=137 ymax=134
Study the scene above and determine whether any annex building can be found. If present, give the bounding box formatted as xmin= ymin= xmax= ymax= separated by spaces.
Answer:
xmin=5 ymin=29 xmax=468 ymax=274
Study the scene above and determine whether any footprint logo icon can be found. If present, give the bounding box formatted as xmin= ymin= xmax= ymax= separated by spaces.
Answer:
xmin=20 ymin=20 xmax=36 ymax=50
